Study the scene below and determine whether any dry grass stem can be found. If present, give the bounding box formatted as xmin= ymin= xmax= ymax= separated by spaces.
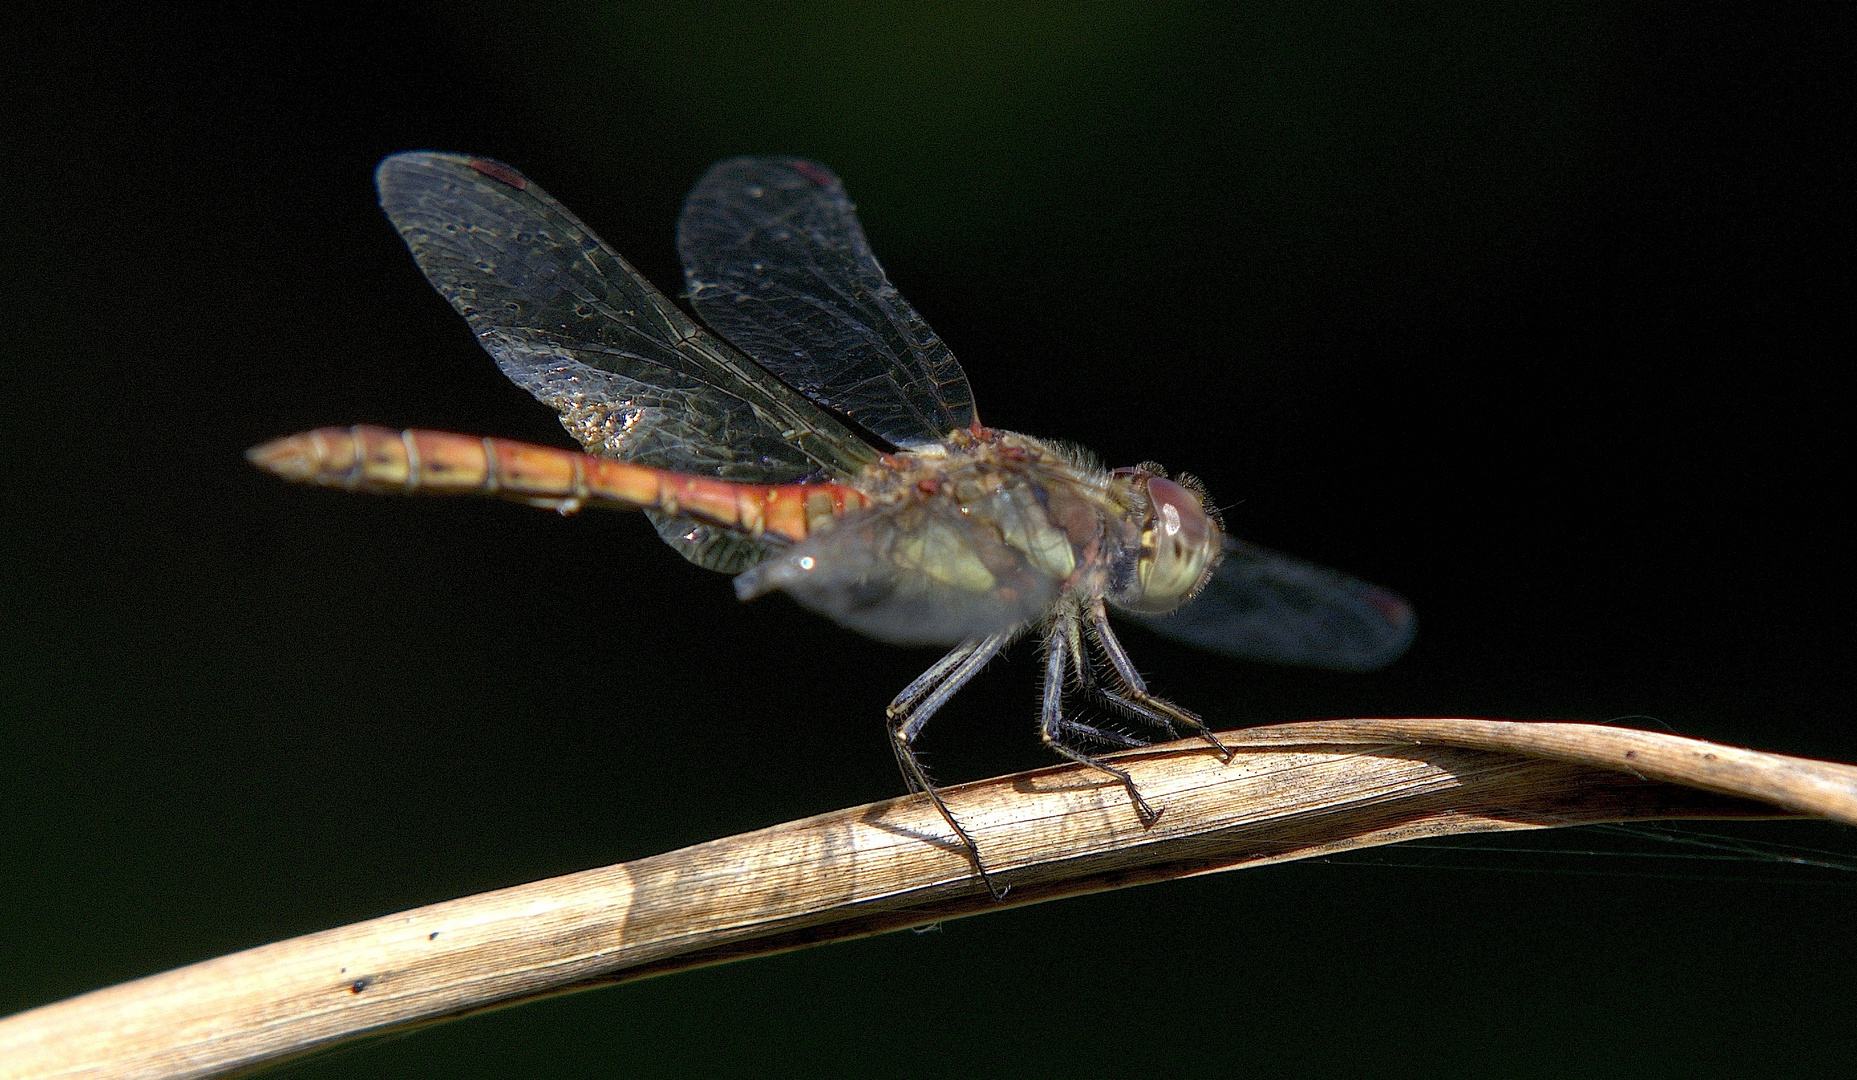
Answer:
xmin=2 ymin=718 xmax=1851 ymax=1079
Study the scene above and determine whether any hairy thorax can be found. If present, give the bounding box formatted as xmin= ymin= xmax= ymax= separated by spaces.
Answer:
xmin=867 ymin=425 xmax=1147 ymax=609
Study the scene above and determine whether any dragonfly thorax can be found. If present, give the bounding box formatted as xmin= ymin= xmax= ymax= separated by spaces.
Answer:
xmin=871 ymin=430 xmax=1225 ymax=626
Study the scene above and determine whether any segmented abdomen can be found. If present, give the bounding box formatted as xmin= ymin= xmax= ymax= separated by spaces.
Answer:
xmin=247 ymin=425 xmax=870 ymax=544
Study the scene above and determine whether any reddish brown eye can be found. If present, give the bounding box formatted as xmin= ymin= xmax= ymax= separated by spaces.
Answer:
xmin=1119 ymin=475 xmax=1221 ymax=614
xmin=1147 ymin=477 xmax=1212 ymax=550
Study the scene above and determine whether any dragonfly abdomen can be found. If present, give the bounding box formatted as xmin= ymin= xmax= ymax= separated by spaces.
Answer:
xmin=247 ymin=425 xmax=869 ymax=543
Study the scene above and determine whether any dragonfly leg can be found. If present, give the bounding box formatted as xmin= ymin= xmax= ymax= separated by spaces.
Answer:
xmin=1050 ymin=618 xmax=1151 ymax=747
xmin=888 ymin=639 xmax=985 ymax=724
xmin=886 ymin=633 xmax=1011 ymax=900
xmin=1064 ymin=615 xmax=1180 ymax=742
xmin=1039 ymin=617 xmax=1161 ymax=826
xmin=1061 ymin=615 xmax=1093 ymax=692
xmin=1044 ymin=717 xmax=1148 ymax=750
xmin=1089 ymin=599 xmax=1232 ymax=761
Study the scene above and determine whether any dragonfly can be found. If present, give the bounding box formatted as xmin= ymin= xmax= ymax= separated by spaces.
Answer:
xmin=249 ymin=152 xmax=1417 ymax=898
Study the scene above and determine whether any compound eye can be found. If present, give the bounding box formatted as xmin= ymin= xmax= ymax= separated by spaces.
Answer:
xmin=1127 ymin=477 xmax=1220 ymax=613
xmin=1148 ymin=477 xmax=1212 ymax=552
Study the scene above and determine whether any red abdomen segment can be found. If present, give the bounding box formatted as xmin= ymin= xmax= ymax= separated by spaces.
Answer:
xmin=247 ymin=425 xmax=870 ymax=544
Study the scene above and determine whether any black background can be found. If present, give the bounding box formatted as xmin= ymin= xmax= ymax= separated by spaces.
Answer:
xmin=4 ymin=4 xmax=1854 ymax=1076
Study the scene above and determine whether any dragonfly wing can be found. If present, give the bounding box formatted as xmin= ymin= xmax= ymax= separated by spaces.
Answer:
xmin=678 ymin=157 xmax=977 ymax=449
xmin=1132 ymin=537 xmax=1417 ymax=671
xmin=734 ymin=497 xmax=1059 ymax=647
xmin=643 ymin=513 xmax=781 ymax=575
xmin=375 ymin=152 xmax=880 ymax=490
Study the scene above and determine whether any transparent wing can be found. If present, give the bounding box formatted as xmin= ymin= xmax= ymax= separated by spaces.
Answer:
xmin=733 ymin=497 xmax=1059 ymax=647
xmin=641 ymin=514 xmax=782 ymax=575
xmin=375 ymin=152 xmax=880 ymax=488
xmin=1132 ymin=538 xmax=1417 ymax=671
xmin=678 ymin=157 xmax=977 ymax=449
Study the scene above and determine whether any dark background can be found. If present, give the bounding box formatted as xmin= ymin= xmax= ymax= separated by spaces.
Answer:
xmin=4 ymin=3 xmax=1854 ymax=1076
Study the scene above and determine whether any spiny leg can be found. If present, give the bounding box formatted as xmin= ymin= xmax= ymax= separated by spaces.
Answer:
xmin=1089 ymin=599 xmax=1232 ymax=760
xmin=887 ymin=636 xmax=1001 ymax=796
xmin=886 ymin=632 xmax=1010 ymax=899
xmin=889 ymin=638 xmax=986 ymax=724
xmin=1079 ymin=676 xmax=1189 ymax=742
xmin=1063 ymin=613 xmax=1180 ymax=742
xmin=1039 ymin=616 xmax=1161 ymax=825
xmin=1047 ymin=616 xmax=1151 ymax=749
xmin=1062 ymin=612 xmax=1091 ymax=688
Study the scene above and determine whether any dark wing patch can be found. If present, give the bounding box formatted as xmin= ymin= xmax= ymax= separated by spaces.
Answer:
xmin=678 ymin=157 xmax=976 ymax=449
xmin=1131 ymin=537 xmax=1417 ymax=671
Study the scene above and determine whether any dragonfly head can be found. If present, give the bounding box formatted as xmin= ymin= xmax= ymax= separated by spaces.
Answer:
xmin=1113 ymin=472 xmax=1223 ymax=615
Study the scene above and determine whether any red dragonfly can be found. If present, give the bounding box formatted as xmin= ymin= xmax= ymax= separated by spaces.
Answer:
xmin=250 ymin=152 xmax=1415 ymax=897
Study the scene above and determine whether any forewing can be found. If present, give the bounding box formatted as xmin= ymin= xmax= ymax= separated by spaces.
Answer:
xmin=1133 ymin=538 xmax=1417 ymax=671
xmin=375 ymin=152 xmax=879 ymax=487
xmin=678 ymin=157 xmax=976 ymax=449
xmin=732 ymin=498 xmax=1058 ymax=646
